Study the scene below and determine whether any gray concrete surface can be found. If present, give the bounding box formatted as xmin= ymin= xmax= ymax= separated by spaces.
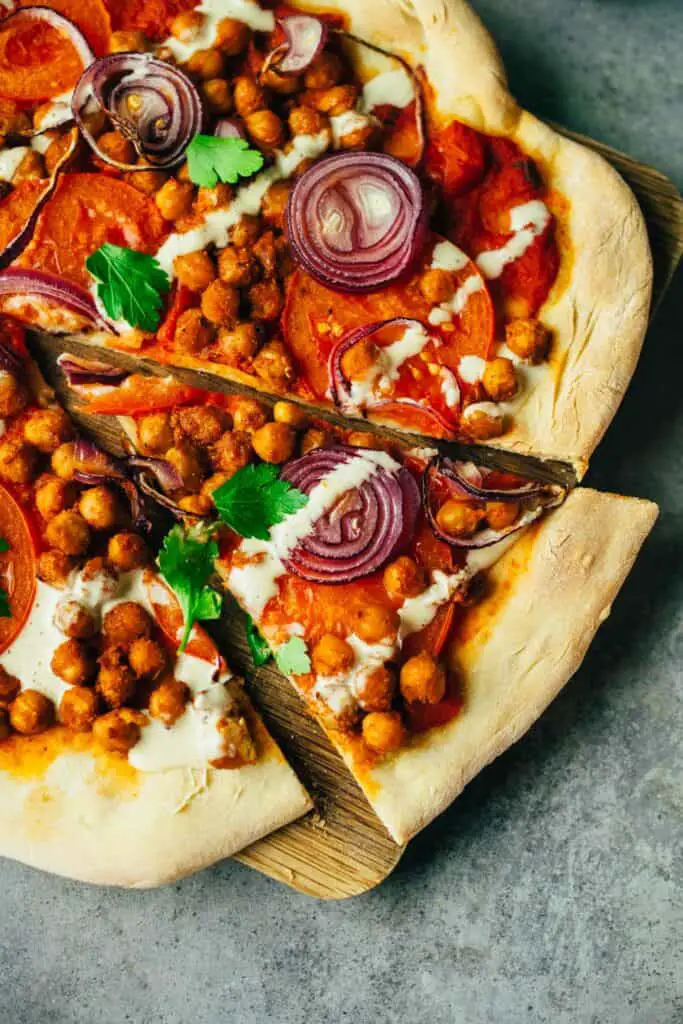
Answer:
xmin=1 ymin=3 xmax=682 ymax=1022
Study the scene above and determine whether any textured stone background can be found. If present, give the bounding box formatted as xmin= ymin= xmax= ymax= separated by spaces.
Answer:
xmin=1 ymin=2 xmax=682 ymax=1022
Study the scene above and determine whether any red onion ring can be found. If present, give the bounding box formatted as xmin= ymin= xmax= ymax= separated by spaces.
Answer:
xmin=264 ymin=15 xmax=328 ymax=76
xmin=0 ymin=127 xmax=79 ymax=270
xmin=57 ymin=352 xmax=129 ymax=386
xmin=126 ymin=456 xmax=183 ymax=494
xmin=0 ymin=267 xmax=116 ymax=332
xmin=279 ymin=444 xmax=419 ymax=583
xmin=72 ymin=53 xmax=202 ymax=170
xmin=0 ymin=338 xmax=24 ymax=376
xmin=434 ymin=456 xmax=562 ymax=502
xmin=71 ymin=439 xmax=125 ymax=485
xmin=214 ymin=117 xmax=246 ymax=141
xmin=286 ymin=151 xmax=427 ymax=293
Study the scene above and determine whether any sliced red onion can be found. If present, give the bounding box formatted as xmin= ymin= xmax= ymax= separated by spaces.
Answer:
xmin=72 ymin=53 xmax=202 ymax=170
xmin=286 ymin=152 xmax=427 ymax=293
xmin=434 ymin=457 xmax=562 ymax=502
xmin=214 ymin=117 xmax=246 ymax=141
xmin=57 ymin=352 xmax=129 ymax=386
xmin=265 ymin=15 xmax=327 ymax=75
xmin=0 ymin=338 xmax=24 ymax=376
xmin=279 ymin=444 xmax=419 ymax=583
xmin=0 ymin=127 xmax=79 ymax=270
xmin=370 ymin=397 xmax=456 ymax=437
xmin=71 ymin=439 xmax=125 ymax=484
xmin=0 ymin=267 xmax=115 ymax=331
xmin=126 ymin=456 xmax=183 ymax=494
xmin=329 ymin=318 xmax=428 ymax=413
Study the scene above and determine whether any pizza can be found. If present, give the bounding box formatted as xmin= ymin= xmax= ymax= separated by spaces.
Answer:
xmin=0 ymin=322 xmax=310 ymax=886
xmin=0 ymin=0 xmax=651 ymax=475
xmin=0 ymin=0 xmax=660 ymax=883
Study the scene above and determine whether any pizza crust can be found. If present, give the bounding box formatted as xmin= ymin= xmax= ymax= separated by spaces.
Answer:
xmin=343 ymin=488 xmax=657 ymax=843
xmin=0 ymin=729 xmax=311 ymax=887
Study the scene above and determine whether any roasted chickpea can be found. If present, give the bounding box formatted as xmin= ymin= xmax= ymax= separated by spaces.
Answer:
xmin=262 ymin=181 xmax=292 ymax=228
xmin=126 ymin=156 xmax=167 ymax=195
xmin=436 ymin=499 xmax=485 ymax=537
xmin=300 ymin=426 xmax=329 ymax=454
xmin=53 ymin=599 xmax=97 ymax=639
xmin=233 ymin=76 xmax=267 ymax=118
xmin=174 ymin=251 xmax=216 ymax=291
xmin=304 ymin=52 xmax=344 ymax=90
xmin=232 ymin=398 xmax=268 ymax=434
xmin=0 ymin=666 xmax=20 ymax=704
xmin=128 ymin=638 xmax=166 ymax=680
xmin=353 ymin=604 xmax=399 ymax=644
xmin=78 ymin=486 xmax=119 ymax=531
xmin=10 ymin=690 xmax=54 ymax=735
xmin=0 ymin=370 xmax=27 ymax=417
xmin=245 ymin=109 xmax=285 ymax=149
xmin=252 ymin=230 xmax=277 ymax=276
xmin=165 ymin=442 xmax=206 ymax=490
xmin=148 ymin=678 xmax=190 ymax=726
xmin=356 ymin=666 xmax=396 ymax=713
xmin=485 ymin=500 xmax=520 ymax=531
xmin=362 ymin=710 xmax=405 ymax=754
xmin=174 ymin=405 xmax=229 ymax=446
xmin=273 ymin=401 xmax=308 ymax=429
xmin=462 ymin=403 xmax=505 ymax=440
xmin=35 ymin=475 xmax=75 ymax=520
xmin=96 ymin=130 xmax=136 ymax=166
xmin=251 ymin=422 xmax=296 ymax=464
xmin=195 ymin=183 xmax=233 ymax=214
xmin=505 ymin=318 xmax=551 ymax=363
xmin=51 ymin=639 xmax=95 ymax=687
xmin=400 ymin=652 xmax=446 ymax=705
xmin=337 ymin=119 xmax=376 ymax=151
xmin=0 ymin=708 xmax=9 ymax=740
xmin=186 ymin=47 xmax=224 ymax=80
xmin=178 ymin=494 xmax=213 ymax=516
xmin=13 ymin=150 xmax=46 ymax=183
xmin=107 ymin=532 xmax=148 ymax=572
xmin=37 ymin=549 xmax=75 ymax=588
xmin=230 ymin=214 xmax=261 ymax=248
xmin=249 ymin=280 xmax=283 ymax=321
xmin=215 ymin=16 xmax=250 ymax=54
xmin=0 ymin=439 xmax=38 ymax=484
xmin=201 ymin=280 xmax=240 ymax=327
xmin=138 ymin=411 xmax=173 ymax=454
xmin=59 ymin=686 xmax=98 ymax=731
xmin=252 ymin=339 xmax=295 ymax=389
xmin=155 ymin=178 xmax=195 ymax=221
xmin=312 ymin=634 xmax=355 ymax=677
xmin=341 ymin=338 xmax=377 ymax=382
xmin=483 ymin=357 xmax=517 ymax=402
xmin=51 ymin=441 xmax=78 ymax=480
xmin=109 ymin=29 xmax=147 ymax=53
xmin=288 ymin=105 xmax=328 ymax=136
xmin=44 ymin=510 xmax=91 ymax=556
xmin=202 ymin=76 xmax=233 ymax=113
xmin=173 ymin=308 xmax=214 ymax=353
xmin=23 ymin=408 xmax=73 ymax=453
xmin=170 ymin=9 xmax=203 ymax=40
xmin=103 ymin=602 xmax=153 ymax=646
xmin=97 ymin=649 xmax=136 ymax=708
xmin=313 ymin=84 xmax=358 ymax=116
xmin=201 ymin=473 xmax=230 ymax=499
xmin=419 ymin=268 xmax=453 ymax=305
xmin=217 ymin=246 xmax=257 ymax=287
xmin=383 ymin=556 xmax=426 ymax=602
xmin=214 ymin=323 xmax=260 ymax=366
xmin=210 ymin=431 xmax=251 ymax=475
xmin=92 ymin=710 xmax=140 ymax=753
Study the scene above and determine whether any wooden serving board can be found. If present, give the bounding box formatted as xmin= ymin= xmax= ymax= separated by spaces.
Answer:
xmin=30 ymin=130 xmax=683 ymax=900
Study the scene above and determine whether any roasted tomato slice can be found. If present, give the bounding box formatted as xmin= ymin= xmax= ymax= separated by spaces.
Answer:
xmin=145 ymin=570 xmax=225 ymax=666
xmin=425 ymin=120 xmax=487 ymax=197
xmin=0 ymin=483 xmax=38 ymax=654
xmin=82 ymin=374 xmax=206 ymax=416
xmin=17 ymin=0 xmax=112 ymax=57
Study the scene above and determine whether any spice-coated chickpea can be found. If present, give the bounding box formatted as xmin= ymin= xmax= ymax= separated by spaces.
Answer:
xmin=462 ymin=405 xmax=505 ymax=440
xmin=45 ymin=510 xmax=91 ymax=556
xmin=300 ymin=426 xmax=329 ymax=455
xmin=79 ymin=485 xmax=119 ymax=531
xmin=51 ymin=639 xmax=96 ymax=687
xmin=288 ymin=106 xmax=328 ymax=136
xmin=233 ymin=76 xmax=267 ymax=119
xmin=249 ymin=280 xmax=283 ymax=320
xmin=109 ymin=29 xmax=147 ymax=52
xmin=23 ymin=408 xmax=73 ymax=453
xmin=361 ymin=710 xmax=405 ymax=754
xmin=0 ymin=370 xmax=27 ymax=417
xmin=195 ymin=183 xmax=233 ymax=214
xmin=174 ymin=251 xmax=216 ymax=291
xmin=201 ymin=472 xmax=231 ymax=499
xmin=155 ymin=178 xmax=195 ymax=221
xmin=262 ymin=181 xmax=292 ymax=228
xmin=148 ymin=679 xmax=190 ymax=726
xmin=186 ymin=48 xmax=224 ymax=80
xmin=102 ymin=602 xmax=153 ymax=646
xmin=165 ymin=443 xmax=206 ymax=490
xmin=0 ymin=666 xmax=20 ymax=704
xmin=399 ymin=652 xmax=446 ymax=705
xmin=173 ymin=308 xmax=214 ymax=353
xmin=419 ymin=268 xmax=453 ymax=305
xmin=251 ymin=422 xmax=296 ymax=464
xmin=174 ymin=405 xmax=230 ymax=446
xmin=59 ymin=686 xmax=99 ymax=731
xmin=482 ymin=358 xmax=517 ymax=402
xmin=436 ymin=499 xmax=485 ymax=537
xmin=504 ymin=318 xmax=550 ymax=363
xmin=92 ymin=710 xmax=141 ymax=753
xmin=53 ymin=598 xmax=97 ymax=640
xmin=273 ymin=401 xmax=308 ymax=430
xmin=215 ymin=16 xmax=250 ymax=55
xmin=35 ymin=475 xmax=75 ymax=520
xmin=245 ymin=109 xmax=285 ymax=149
xmin=96 ymin=131 xmax=136 ymax=166
xmin=178 ymin=494 xmax=213 ymax=516
xmin=216 ymin=714 xmax=257 ymax=763
xmin=353 ymin=604 xmax=399 ymax=644
xmin=485 ymin=500 xmax=520 ymax=531
xmin=383 ymin=556 xmax=426 ymax=602
xmin=97 ymin=649 xmax=136 ymax=708
xmin=217 ymin=246 xmax=257 ymax=287
xmin=0 ymin=439 xmax=38 ymax=484
xmin=10 ymin=690 xmax=54 ymax=735
xmin=128 ymin=638 xmax=166 ymax=680
xmin=356 ymin=666 xmax=396 ymax=713
xmin=230 ymin=214 xmax=261 ymax=248
xmin=126 ymin=157 xmax=167 ymax=195
xmin=200 ymin=280 xmax=240 ymax=327
xmin=138 ymin=411 xmax=174 ymax=454
xmin=209 ymin=431 xmax=252 ymax=476
xmin=311 ymin=634 xmax=355 ymax=677
xmin=252 ymin=339 xmax=295 ymax=389
xmin=313 ymin=84 xmax=358 ymax=116
xmin=252 ymin=230 xmax=277 ymax=276
xmin=346 ymin=431 xmax=381 ymax=450
xmin=37 ymin=549 xmax=75 ymax=588
xmin=202 ymin=77 xmax=233 ymax=113
xmin=232 ymin=398 xmax=268 ymax=434
xmin=107 ymin=532 xmax=148 ymax=572
xmin=51 ymin=441 xmax=78 ymax=480
xmin=214 ymin=324 xmax=260 ymax=366
xmin=304 ymin=53 xmax=344 ymax=90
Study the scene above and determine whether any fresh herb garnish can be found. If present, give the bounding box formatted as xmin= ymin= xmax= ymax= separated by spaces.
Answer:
xmin=213 ymin=463 xmax=308 ymax=541
xmin=86 ymin=243 xmax=170 ymax=331
xmin=0 ymin=537 xmax=9 ymax=553
xmin=245 ymin=614 xmax=272 ymax=667
xmin=187 ymin=134 xmax=265 ymax=188
xmin=157 ymin=523 xmax=222 ymax=653
xmin=274 ymin=636 xmax=311 ymax=676
xmin=0 ymin=587 xmax=10 ymax=618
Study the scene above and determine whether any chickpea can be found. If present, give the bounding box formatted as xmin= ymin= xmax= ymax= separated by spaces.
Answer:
xmin=187 ymin=47 xmax=224 ymax=79
xmin=201 ymin=472 xmax=230 ymax=499
xmin=230 ymin=214 xmax=261 ymax=248
xmin=0 ymin=439 xmax=38 ymax=484
xmin=155 ymin=178 xmax=195 ymax=221
xmin=174 ymin=405 xmax=229 ymax=446
xmin=128 ymin=638 xmax=166 ymax=680
xmin=215 ymin=16 xmax=250 ymax=54
xmin=35 ymin=475 xmax=75 ymax=520
xmin=419 ymin=268 xmax=453 ymax=305
xmin=53 ymin=599 xmax=97 ymax=639
xmin=92 ymin=710 xmax=140 ymax=753
xmin=138 ymin=411 xmax=173 ymax=454
xmin=50 ymin=639 xmax=95 ymax=687
xmin=165 ymin=442 xmax=206 ymax=490
xmin=217 ymin=246 xmax=257 ymax=287
xmin=195 ymin=183 xmax=233 ymax=214
xmin=126 ymin=157 xmax=167 ymax=195
xmin=202 ymin=77 xmax=233 ymax=113
xmin=233 ymin=76 xmax=267 ymax=119
xmin=209 ymin=431 xmax=251 ymax=475
xmin=174 ymin=251 xmax=216 ymax=291
xmin=44 ymin=510 xmax=90 ymax=556
xmin=245 ymin=109 xmax=285 ymax=149
xmin=200 ymin=280 xmax=240 ymax=327
xmin=462 ymin=404 xmax=505 ymax=440
xmin=483 ymin=358 xmax=517 ymax=402
xmin=232 ymin=398 xmax=268 ymax=434
xmin=356 ymin=666 xmax=396 ymax=713
xmin=300 ymin=426 xmax=329 ymax=454
xmin=0 ymin=666 xmax=20 ymax=704
xmin=0 ymin=370 xmax=27 ymax=417
xmin=23 ymin=408 xmax=73 ymax=453
xmin=13 ymin=150 xmax=46 ymax=183
xmin=505 ymin=318 xmax=551 ymax=363
xmin=313 ymin=84 xmax=358 ymax=116
xmin=252 ymin=230 xmax=277 ymax=276
xmin=288 ymin=106 xmax=328 ymax=136
xmin=311 ymin=634 xmax=354 ymax=677
xmin=251 ymin=422 xmax=295 ymax=464
xmin=109 ymin=29 xmax=147 ymax=53
xmin=362 ymin=710 xmax=405 ymax=754
xmin=148 ymin=679 xmax=190 ymax=726
xmin=96 ymin=131 xmax=136 ymax=166
xmin=0 ymin=708 xmax=9 ymax=741
xmin=178 ymin=494 xmax=213 ymax=516
xmin=9 ymin=690 xmax=54 ymax=735
xmin=51 ymin=441 xmax=78 ymax=480
xmin=273 ymin=401 xmax=308 ymax=430
xmin=78 ymin=486 xmax=119 ymax=531
xmin=353 ymin=603 xmax=399 ymax=644
xmin=170 ymin=10 xmax=203 ymax=41
xmin=59 ymin=686 xmax=99 ymax=731
xmin=383 ymin=556 xmax=426 ymax=602
xmin=107 ymin=532 xmax=148 ymax=572
xmin=260 ymin=64 xmax=301 ymax=93
xmin=37 ymin=549 xmax=75 ymax=588
xmin=249 ymin=280 xmax=283 ymax=320
xmin=173 ymin=308 xmax=214 ymax=353
xmin=340 ymin=338 xmax=377 ymax=382
xmin=103 ymin=602 xmax=152 ymax=646
xmin=97 ymin=649 xmax=136 ymax=708
xmin=337 ymin=121 xmax=376 ymax=151
xmin=252 ymin=339 xmax=295 ymax=389
xmin=436 ymin=499 xmax=485 ymax=537
xmin=214 ymin=323 xmax=260 ymax=366
xmin=80 ymin=555 xmax=117 ymax=589
xmin=304 ymin=52 xmax=344 ymax=90
xmin=262 ymin=181 xmax=292 ymax=229
xmin=400 ymin=652 xmax=446 ymax=705
xmin=486 ymin=500 xmax=520 ymax=531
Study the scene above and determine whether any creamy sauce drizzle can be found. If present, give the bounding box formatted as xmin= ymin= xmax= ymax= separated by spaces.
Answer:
xmin=0 ymin=147 xmax=28 ymax=182
xmin=162 ymin=0 xmax=275 ymax=62
xmin=476 ymin=200 xmax=551 ymax=279
xmin=361 ymin=68 xmax=415 ymax=111
xmin=347 ymin=321 xmax=433 ymax=410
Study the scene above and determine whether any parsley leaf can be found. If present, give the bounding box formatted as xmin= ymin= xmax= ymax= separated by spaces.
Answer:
xmin=245 ymin=614 xmax=272 ymax=667
xmin=0 ymin=537 xmax=9 ymax=553
xmin=0 ymin=587 xmax=10 ymax=618
xmin=213 ymin=463 xmax=309 ymax=541
xmin=274 ymin=636 xmax=311 ymax=676
xmin=86 ymin=244 xmax=170 ymax=331
xmin=157 ymin=522 xmax=222 ymax=652
xmin=187 ymin=134 xmax=265 ymax=188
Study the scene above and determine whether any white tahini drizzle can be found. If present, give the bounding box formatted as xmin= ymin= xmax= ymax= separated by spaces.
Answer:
xmin=162 ymin=0 xmax=275 ymax=62
xmin=347 ymin=321 xmax=433 ymax=409
xmin=476 ymin=200 xmax=551 ymax=279
xmin=427 ymin=239 xmax=485 ymax=327
xmin=361 ymin=67 xmax=416 ymax=112
xmin=0 ymin=147 xmax=29 ymax=183
xmin=313 ymin=634 xmax=396 ymax=717
xmin=458 ymin=355 xmax=486 ymax=384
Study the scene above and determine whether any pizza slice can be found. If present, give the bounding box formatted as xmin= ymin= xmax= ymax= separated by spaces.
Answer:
xmin=0 ymin=0 xmax=651 ymax=475
xmin=0 ymin=321 xmax=311 ymax=886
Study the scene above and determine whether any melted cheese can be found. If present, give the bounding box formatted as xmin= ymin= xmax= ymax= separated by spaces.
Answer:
xmin=476 ymin=200 xmax=551 ymax=279
xmin=162 ymin=0 xmax=274 ymax=62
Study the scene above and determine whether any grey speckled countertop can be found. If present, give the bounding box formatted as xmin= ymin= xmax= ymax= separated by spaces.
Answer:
xmin=1 ymin=4 xmax=682 ymax=1023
